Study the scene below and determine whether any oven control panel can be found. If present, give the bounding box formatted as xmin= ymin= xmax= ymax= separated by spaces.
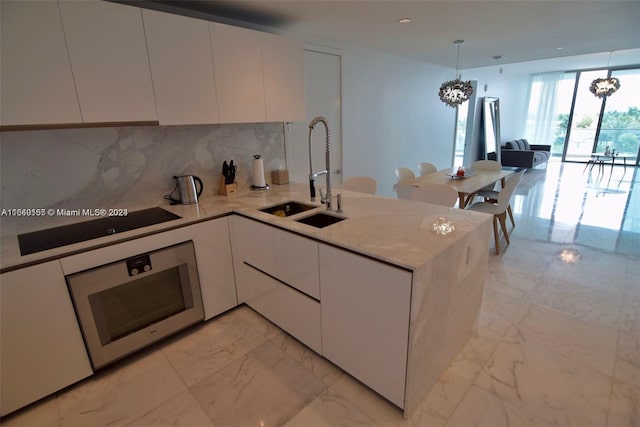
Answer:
xmin=126 ymin=254 xmax=152 ymax=276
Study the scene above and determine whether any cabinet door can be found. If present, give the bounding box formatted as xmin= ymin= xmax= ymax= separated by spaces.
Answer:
xmin=230 ymin=216 xmax=319 ymax=299
xmin=238 ymin=263 xmax=321 ymax=353
xmin=320 ymin=244 xmax=412 ymax=408
xmin=59 ymin=1 xmax=157 ymax=123
xmin=1 ymin=261 xmax=93 ymax=416
xmin=0 ymin=0 xmax=81 ymax=126
xmin=210 ymin=23 xmax=266 ymax=123
xmin=143 ymin=9 xmax=220 ymax=125
xmin=261 ymin=33 xmax=306 ymax=122
xmin=189 ymin=218 xmax=237 ymax=320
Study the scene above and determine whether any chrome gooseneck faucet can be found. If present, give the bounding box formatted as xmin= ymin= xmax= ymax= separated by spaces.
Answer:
xmin=308 ymin=116 xmax=334 ymax=209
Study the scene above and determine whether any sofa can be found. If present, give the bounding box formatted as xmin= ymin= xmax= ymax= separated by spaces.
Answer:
xmin=500 ymin=139 xmax=551 ymax=168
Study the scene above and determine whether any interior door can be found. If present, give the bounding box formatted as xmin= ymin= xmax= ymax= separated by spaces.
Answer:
xmin=287 ymin=49 xmax=342 ymax=189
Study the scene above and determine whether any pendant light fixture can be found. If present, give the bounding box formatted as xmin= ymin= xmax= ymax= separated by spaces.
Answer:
xmin=589 ymin=52 xmax=621 ymax=99
xmin=438 ymin=40 xmax=474 ymax=108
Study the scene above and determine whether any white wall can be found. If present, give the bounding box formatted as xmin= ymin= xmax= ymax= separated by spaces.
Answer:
xmin=464 ymin=66 xmax=531 ymax=142
xmin=340 ymin=46 xmax=457 ymax=196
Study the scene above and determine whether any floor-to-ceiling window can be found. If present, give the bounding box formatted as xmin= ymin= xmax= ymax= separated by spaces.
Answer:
xmin=525 ymin=66 xmax=639 ymax=166
xmin=595 ymin=68 xmax=640 ymax=158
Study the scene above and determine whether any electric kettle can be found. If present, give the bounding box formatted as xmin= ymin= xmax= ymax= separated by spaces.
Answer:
xmin=166 ymin=175 xmax=204 ymax=205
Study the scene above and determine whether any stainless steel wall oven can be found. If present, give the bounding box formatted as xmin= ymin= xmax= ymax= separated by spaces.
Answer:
xmin=66 ymin=241 xmax=203 ymax=369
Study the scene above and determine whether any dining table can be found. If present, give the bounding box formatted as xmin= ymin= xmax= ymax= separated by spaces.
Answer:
xmin=404 ymin=167 xmax=515 ymax=208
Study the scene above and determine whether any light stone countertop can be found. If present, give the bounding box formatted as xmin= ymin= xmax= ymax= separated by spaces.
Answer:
xmin=0 ymin=183 xmax=492 ymax=273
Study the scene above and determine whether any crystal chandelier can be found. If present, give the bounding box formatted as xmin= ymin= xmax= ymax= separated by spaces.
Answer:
xmin=589 ymin=52 xmax=621 ymax=99
xmin=589 ymin=76 xmax=620 ymax=99
xmin=439 ymin=40 xmax=474 ymax=108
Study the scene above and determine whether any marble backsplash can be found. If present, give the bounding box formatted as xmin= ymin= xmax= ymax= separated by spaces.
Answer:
xmin=0 ymin=123 xmax=285 ymax=234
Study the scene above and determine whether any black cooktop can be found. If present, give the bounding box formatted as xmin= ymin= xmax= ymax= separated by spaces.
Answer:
xmin=18 ymin=207 xmax=181 ymax=256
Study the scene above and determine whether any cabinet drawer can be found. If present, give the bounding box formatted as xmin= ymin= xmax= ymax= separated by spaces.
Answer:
xmin=231 ymin=217 xmax=319 ymax=299
xmin=239 ymin=263 xmax=321 ymax=353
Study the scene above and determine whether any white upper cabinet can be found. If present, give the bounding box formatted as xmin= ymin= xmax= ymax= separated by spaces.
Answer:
xmin=0 ymin=1 xmax=81 ymax=126
xmin=142 ymin=9 xmax=220 ymax=125
xmin=58 ymin=0 xmax=157 ymax=123
xmin=210 ymin=23 xmax=266 ymax=123
xmin=261 ymin=33 xmax=306 ymax=122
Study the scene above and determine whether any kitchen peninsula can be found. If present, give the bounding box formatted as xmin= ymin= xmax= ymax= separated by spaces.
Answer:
xmin=0 ymin=183 xmax=491 ymax=418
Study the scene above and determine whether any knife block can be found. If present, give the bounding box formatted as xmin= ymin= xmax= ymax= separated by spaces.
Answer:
xmin=218 ymin=175 xmax=238 ymax=196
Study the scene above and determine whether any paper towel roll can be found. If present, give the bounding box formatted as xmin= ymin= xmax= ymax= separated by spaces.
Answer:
xmin=253 ymin=157 xmax=266 ymax=187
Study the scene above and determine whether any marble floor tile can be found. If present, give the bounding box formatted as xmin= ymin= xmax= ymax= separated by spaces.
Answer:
xmin=615 ymin=331 xmax=640 ymax=388
xmin=475 ymin=326 xmax=612 ymax=427
xmin=620 ymin=298 xmax=640 ymax=336
xmin=477 ymin=287 xmax=531 ymax=334
xmin=327 ymin=364 xmax=475 ymax=427
xmin=606 ymin=381 xmax=639 ymax=427
xmin=544 ymin=255 xmax=627 ymax=296
xmin=269 ymin=330 xmax=344 ymax=387
xmin=409 ymin=368 xmax=474 ymax=426
xmin=160 ymin=309 xmax=267 ymax=387
xmin=235 ymin=304 xmax=283 ymax=339
xmin=448 ymin=325 xmax=503 ymax=382
xmin=485 ymin=264 xmax=540 ymax=300
xmin=283 ymin=388 xmax=380 ymax=427
xmin=55 ymin=350 xmax=187 ymax=427
xmin=528 ymin=277 xmax=622 ymax=328
xmin=623 ymin=274 xmax=640 ymax=301
xmin=326 ymin=372 xmax=409 ymax=427
xmin=190 ymin=340 xmax=326 ymax=427
xmin=446 ymin=385 xmax=554 ymax=427
xmin=0 ymin=396 xmax=61 ymax=427
xmin=513 ymin=304 xmax=618 ymax=376
xmin=490 ymin=245 xmax=555 ymax=277
xmin=126 ymin=390 xmax=215 ymax=427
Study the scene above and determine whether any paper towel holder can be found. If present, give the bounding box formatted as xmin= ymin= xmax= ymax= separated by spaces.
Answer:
xmin=251 ymin=154 xmax=270 ymax=191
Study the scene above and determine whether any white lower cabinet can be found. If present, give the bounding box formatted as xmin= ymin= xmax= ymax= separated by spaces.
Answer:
xmin=230 ymin=216 xmax=319 ymax=299
xmin=319 ymin=244 xmax=412 ymax=408
xmin=189 ymin=218 xmax=237 ymax=320
xmin=237 ymin=263 xmax=321 ymax=353
xmin=0 ymin=261 xmax=93 ymax=416
xmin=229 ymin=216 xmax=321 ymax=351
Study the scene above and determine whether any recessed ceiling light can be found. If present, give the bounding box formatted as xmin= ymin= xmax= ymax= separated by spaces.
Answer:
xmin=556 ymin=47 xmax=565 ymax=50
xmin=398 ymin=18 xmax=411 ymax=24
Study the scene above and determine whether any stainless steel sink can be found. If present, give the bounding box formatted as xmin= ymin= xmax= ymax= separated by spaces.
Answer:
xmin=295 ymin=212 xmax=346 ymax=228
xmin=260 ymin=201 xmax=317 ymax=217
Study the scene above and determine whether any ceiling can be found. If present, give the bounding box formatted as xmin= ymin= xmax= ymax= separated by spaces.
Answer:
xmin=142 ymin=0 xmax=640 ymax=69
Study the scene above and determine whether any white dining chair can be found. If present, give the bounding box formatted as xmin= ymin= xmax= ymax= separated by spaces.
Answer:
xmin=409 ymin=184 xmax=458 ymax=207
xmin=469 ymin=159 xmax=504 ymax=201
xmin=393 ymin=183 xmax=415 ymax=200
xmin=395 ymin=167 xmax=415 ymax=183
xmin=476 ymin=187 xmax=516 ymax=228
xmin=418 ymin=162 xmax=437 ymax=176
xmin=466 ymin=170 xmax=524 ymax=255
xmin=340 ymin=176 xmax=377 ymax=194
xmin=472 ymin=160 xmax=502 ymax=171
